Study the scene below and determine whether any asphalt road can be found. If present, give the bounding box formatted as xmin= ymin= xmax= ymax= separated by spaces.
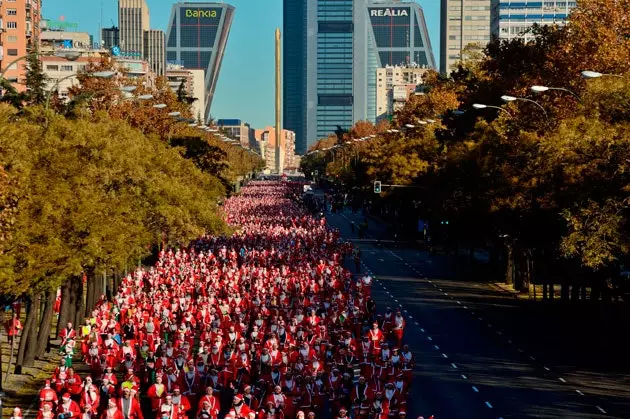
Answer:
xmin=326 ymin=208 xmax=630 ymax=419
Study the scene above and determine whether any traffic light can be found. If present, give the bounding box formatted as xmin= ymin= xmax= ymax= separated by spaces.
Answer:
xmin=374 ymin=181 xmax=382 ymax=194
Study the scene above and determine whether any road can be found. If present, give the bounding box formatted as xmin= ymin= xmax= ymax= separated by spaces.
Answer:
xmin=326 ymin=208 xmax=630 ymax=419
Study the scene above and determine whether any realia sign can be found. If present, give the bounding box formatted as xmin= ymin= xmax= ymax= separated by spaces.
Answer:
xmin=370 ymin=8 xmax=409 ymax=17
xmin=185 ymin=9 xmax=218 ymax=18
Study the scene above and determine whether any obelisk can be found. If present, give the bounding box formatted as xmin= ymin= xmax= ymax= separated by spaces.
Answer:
xmin=275 ymin=28 xmax=282 ymax=174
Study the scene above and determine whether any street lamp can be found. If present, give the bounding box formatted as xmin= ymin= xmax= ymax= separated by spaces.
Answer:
xmin=530 ymin=85 xmax=581 ymax=102
xmin=152 ymin=103 xmax=167 ymax=109
xmin=405 ymin=124 xmax=415 ymax=128
xmin=45 ymin=70 xmax=117 ymax=110
xmin=581 ymin=70 xmax=623 ymax=79
xmin=137 ymin=94 xmax=154 ymax=100
xmin=168 ymin=111 xmax=181 ymax=117
xmin=501 ymin=95 xmax=547 ymax=118
xmin=472 ymin=103 xmax=512 ymax=117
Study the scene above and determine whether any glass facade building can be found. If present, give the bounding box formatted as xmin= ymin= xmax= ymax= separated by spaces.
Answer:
xmin=166 ymin=2 xmax=235 ymax=120
xmin=283 ymin=0 xmax=435 ymax=153
xmin=491 ymin=0 xmax=576 ymax=40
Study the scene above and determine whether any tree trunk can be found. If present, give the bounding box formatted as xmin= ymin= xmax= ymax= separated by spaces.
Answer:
xmin=74 ymin=278 xmax=85 ymax=327
xmin=85 ymin=273 xmax=95 ymax=318
xmin=16 ymin=293 xmax=40 ymax=372
xmin=505 ymin=243 xmax=514 ymax=287
xmin=23 ymin=293 xmax=43 ymax=367
xmin=35 ymin=290 xmax=55 ymax=359
xmin=57 ymin=280 xmax=72 ymax=338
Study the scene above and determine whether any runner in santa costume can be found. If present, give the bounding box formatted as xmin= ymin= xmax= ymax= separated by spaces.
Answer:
xmin=159 ymin=395 xmax=178 ymax=419
xmin=197 ymin=386 xmax=220 ymax=419
xmin=196 ymin=400 xmax=214 ymax=419
xmin=229 ymin=394 xmax=253 ymax=419
xmin=118 ymin=387 xmax=143 ymax=419
xmin=147 ymin=374 xmax=167 ymax=416
xmin=39 ymin=380 xmax=58 ymax=409
xmin=79 ymin=376 xmax=100 ymax=413
xmin=59 ymin=322 xmax=77 ymax=348
xmin=171 ymin=386 xmax=192 ymax=418
xmin=37 ymin=403 xmax=55 ymax=419
xmin=391 ymin=311 xmax=405 ymax=348
xmin=10 ymin=407 xmax=23 ymax=419
xmin=101 ymin=399 xmax=123 ymax=419
xmin=366 ymin=323 xmax=383 ymax=357
xmin=65 ymin=368 xmax=83 ymax=398
xmin=52 ymin=359 xmax=69 ymax=393
xmin=57 ymin=393 xmax=81 ymax=419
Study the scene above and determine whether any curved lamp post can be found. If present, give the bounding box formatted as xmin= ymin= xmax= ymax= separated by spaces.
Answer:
xmin=581 ymin=70 xmax=623 ymax=79
xmin=501 ymin=95 xmax=547 ymax=118
xmin=45 ymin=71 xmax=116 ymax=110
xmin=472 ymin=103 xmax=512 ymax=117
xmin=531 ymin=85 xmax=582 ymax=103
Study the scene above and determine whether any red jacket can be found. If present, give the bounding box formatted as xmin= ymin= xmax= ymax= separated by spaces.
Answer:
xmin=118 ymin=397 xmax=144 ymax=419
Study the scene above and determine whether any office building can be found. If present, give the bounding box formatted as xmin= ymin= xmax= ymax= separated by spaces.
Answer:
xmin=217 ymin=119 xmax=254 ymax=149
xmin=118 ymin=0 xmax=150 ymax=57
xmin=144 ymin=29 xmax=165 ymax=76
xmin=166 ymin=2 xmax=235 ymax=120
xmin=102 ymin=26 xmax=120 ymax=50
xmin=376 ymin=64 xmax=428 ymax=121
xmin=491 ymin=0 xmax=576 ymax=41
xmin=117 ymin=57 xmax=157 ymax=88
xmin=254 ymin=127 xmax=296 ymax=174
xmin=440 ymin=0 xmax=492 ymax=75
xmin=165 ymin=64 xmax=207 ymax=124
xmin=0 ymin=0 xmax=42 ymax=92
xmin=283 ymin=0 xmax=434 ymax=154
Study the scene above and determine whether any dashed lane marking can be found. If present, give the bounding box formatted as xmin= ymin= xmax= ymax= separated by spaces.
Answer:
xmin=529 ymin=356 xmax=536 ymax=361
xmin=433 ymin=345 xmax=440 ymax=350
xmin=420 ymin=328 xmax=425 ymax=332
xmin=596 ymin=406 xmax=607 ymax=414
xmin=485 ymin=402 xmax=493 ymax=409
xmin=544 ymin=366 xmax=550 ymax=371
xmin=461 ymin=374 xmax=468 ymax=379
xmin=576 ymin=390 xmax=584 ymax=396
xmin=427 ymin=336 xmax=433 ymax=341
xmin=559 ymin=378 xmax=566 ymax=383
xmin=472 ymin=386 xmax=479 ymax=393
xmin=442 ymin=353 xmax=448 ymax=358
xmin=451 ymin=363 xmax=458 ymax=369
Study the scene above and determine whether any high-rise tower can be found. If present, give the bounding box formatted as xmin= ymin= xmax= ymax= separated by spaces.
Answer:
xmin=166 ymin=2 xmax=235 ymax=120
xmin=118 ymin=0 xmax=150 ymax=57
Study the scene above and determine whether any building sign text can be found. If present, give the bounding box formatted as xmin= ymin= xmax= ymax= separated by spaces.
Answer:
xmin=185 ymin=9 xmax=218 ymax=18
xmin=370 ymin=8 xmax=409 ymax=17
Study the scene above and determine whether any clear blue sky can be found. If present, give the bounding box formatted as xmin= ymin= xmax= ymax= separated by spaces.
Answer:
xmin=42 ymin=0 xmax=440 ymax=128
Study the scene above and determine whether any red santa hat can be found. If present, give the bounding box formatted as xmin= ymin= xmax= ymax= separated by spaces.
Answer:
xmin=13 ymin=407 xmax=23 ymax=417
xmin=233 ymin=394 xmax=243 ymax=402
xmin=62 ymin=393 xmax=71 ymax=400
xmin=44 ymin=380 xmax=51 ymax=387
xmin=172 ymin=385 xmax=180 ymax=391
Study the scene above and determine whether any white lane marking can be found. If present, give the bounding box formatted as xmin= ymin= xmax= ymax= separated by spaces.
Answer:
xmin=529 ymin=356 xmax=536 ymax=361
xmin=497 ymin=331 xmax=503 ymax=336
xmin=596 ymin=406 xmax=607 ymax=414
xmin=442 ymin=353 xmax=448 ymax=358
xmin=404 ymin=309 xmax=408 ymax=313
xmin=518 ymin=349 xmax=524 ymax=353
xmin=451 ymin=363 xmax=458 ymax=369
xmin=485 ymin=401 xmax=493 ymax=409
xmin=414 ymin=322 xmax=419 ymax=326
xmin=559 ymin=378 xmax=566 ymax=383
xmin=457 ymin=301 xmax=461 ymax=305
xmin=409 ymin=315 xmax=413 ymax=319
xmin=433 ymin=345 xmax=439 ymax=350
xmin=478 ymin=317 xmax=483 ymax=321
xmin=472 ymin=386 xmax=479 ymax=393
xmin=427 ymin=336 xmax=433 ymax=341
xmin=461 ymin=374 xmax=468 ymax=379
xmin=488 ymin=324 xmax=493 ymax=328
xmin=420 ymin=328 xmax=425 ymax=332
xmin=464 ymin=306 xmax=468 ymax=309
xmin=508 ymin=340 xmax=513 ymax=344
xmin=576 ymin=390 xmax=584 ymax=396
xmin=394 ymin=299 xmax=398 ymax=302
xmin=544 ymin=366 xmax=550 ymax=371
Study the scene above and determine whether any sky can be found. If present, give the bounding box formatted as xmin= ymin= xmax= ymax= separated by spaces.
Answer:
xmin=42 ymin=0 xmax=440 ymax=128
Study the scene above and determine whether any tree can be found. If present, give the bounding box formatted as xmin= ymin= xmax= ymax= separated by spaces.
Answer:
xmin=24 ymin=49 xmax=48 ymax=106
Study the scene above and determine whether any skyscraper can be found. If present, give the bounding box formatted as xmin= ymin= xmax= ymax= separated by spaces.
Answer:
xmin=283 ymin=0 xmax=435 ymax=154
xmin=144 ymin=29 xmax=165 ymax=76
xmin=440 ymin=0 xmax=492 ymax=75
xmin=490 ymin=0 xmax=576 ymax=41
xmin=118 ymin=0 xmax=150 ymax=57
xmin=102 ymin=26 xmax=120 ymax=50
xmin=166 ymin=2 xmax=235 ymax=120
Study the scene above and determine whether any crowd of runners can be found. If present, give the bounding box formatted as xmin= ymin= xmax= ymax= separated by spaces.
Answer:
xmin=22 ymin=181 xmax=427 ymax=419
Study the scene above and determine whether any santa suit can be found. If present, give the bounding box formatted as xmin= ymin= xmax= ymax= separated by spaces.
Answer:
xmin=37 ymin=409 xmax=55 ymax=419
xmin=66 ymin=374 xmax=83 ymax=396
xmin=197 ymin=395 xmax=220 ymax=418
xmin=391 ymin=316 xmax=405 ymax=347
xmin=172 ymin=394 xmax=192 ymax=418
xmin=60 ymin=327 xmax=77 ymax=347
xmin=117 ymin=397 xmax=143 ymax=419
xmin=265 ymin=392 xmax=286 ymax=410
xmin=228 ymin=402 xmax=250 ymax=419
xmin=39 ymin=386 xmax=58 ymax=408
xmin=147 ymin=382 xmax=167 ymax=413
xmin=58 ymin=399 xmax=81 ymax=418
xmin=79 ymin=386 xmax=100 ymax=412
xmin=180 ymin=370 xmax=201 ymax=397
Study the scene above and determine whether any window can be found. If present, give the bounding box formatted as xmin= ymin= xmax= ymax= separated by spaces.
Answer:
xmin=7 ymin=9 xmax=17 ymax=16
xmin=46 ymin=65 xmax=59 ymax=71
xmin=7 ymin=49 xmax=18 ymax=56
xmin=61 ymin=65 xmax=73 ymax=71
xmin=6 ymin=36 xmax=18 ymax=42
xmin=6 ymin=22 xmax=17 ymax=29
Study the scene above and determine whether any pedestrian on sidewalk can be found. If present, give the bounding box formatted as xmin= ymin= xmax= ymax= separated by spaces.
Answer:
xmin=4 ymin=313 xmax=21 ymax=345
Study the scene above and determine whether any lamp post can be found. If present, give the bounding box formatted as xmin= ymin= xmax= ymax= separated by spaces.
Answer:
xmin=0 ymin=50 xmax=83 ymax=79
xmin=501 ymin=95 xmax=548 ymax=118
xmin=472 ymin=103 xmax=512 ymax=117
xmin=530 ymin=85 xmax=582 ymax=103
xmin=581 ymin=70 xmax=623 ymax=79
xmin=45 ymin=70 xmax=116 ymax=110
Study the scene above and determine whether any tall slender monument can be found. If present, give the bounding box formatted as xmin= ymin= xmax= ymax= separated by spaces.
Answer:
xmin=275 ymin=28 xmax=283 ymax=174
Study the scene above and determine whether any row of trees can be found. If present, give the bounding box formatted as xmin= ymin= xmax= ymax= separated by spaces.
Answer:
xmin=301 ymin=0 xmax=630 ymax=299
xmin=0 ymin=55 xmax=263 ymax=373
